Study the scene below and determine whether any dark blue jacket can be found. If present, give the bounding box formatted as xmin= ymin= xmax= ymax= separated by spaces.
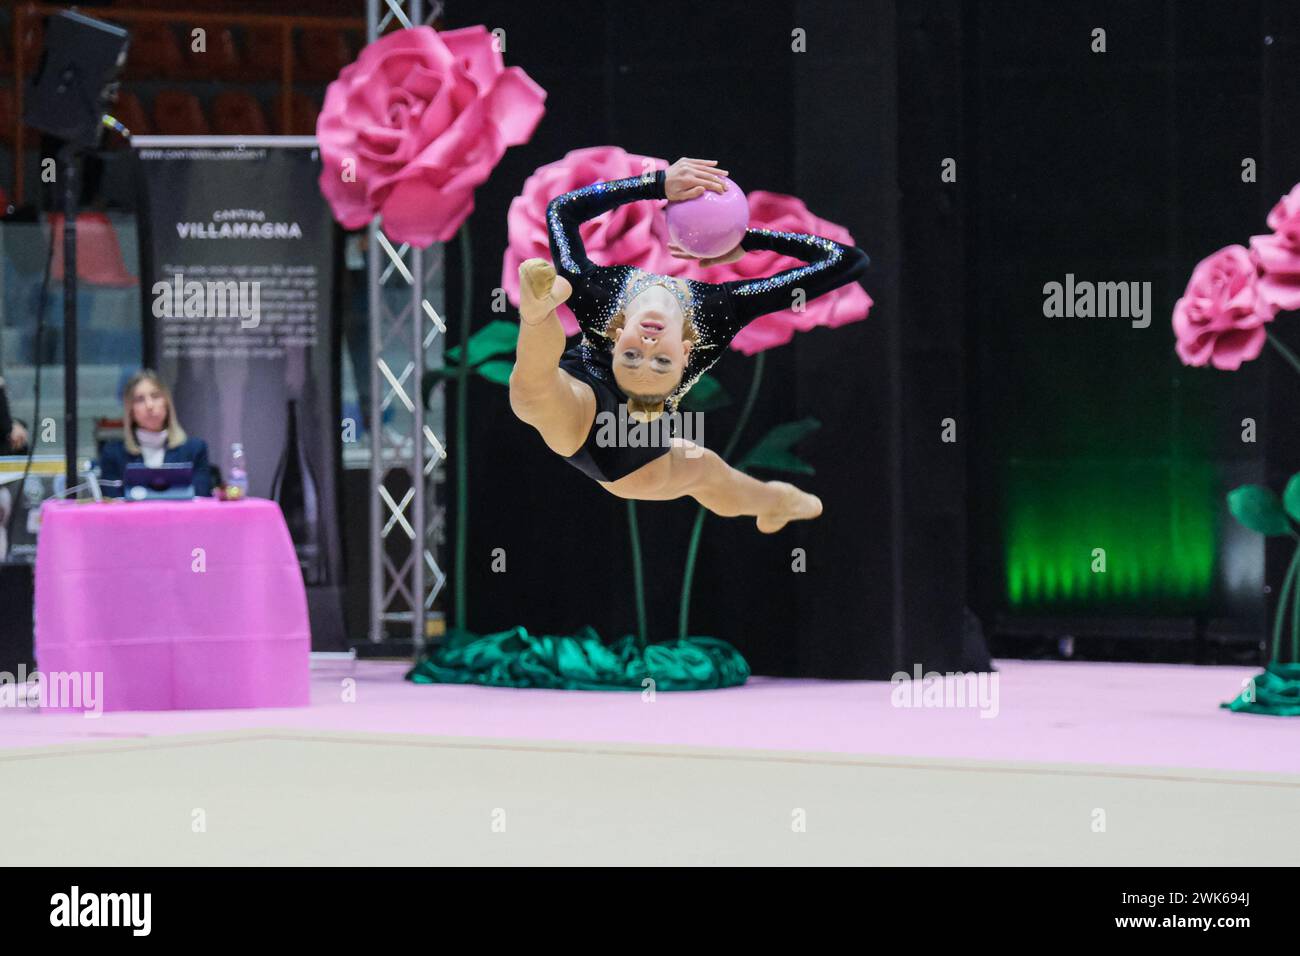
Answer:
xmin=98 ymin=437 xmax=213 ymax=498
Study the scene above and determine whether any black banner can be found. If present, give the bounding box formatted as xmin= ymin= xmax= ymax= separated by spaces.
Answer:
xmin=135 ymin=139 xmax=343 ymax=645
xmin=1 ymin=867 xmax=1283 ymax=940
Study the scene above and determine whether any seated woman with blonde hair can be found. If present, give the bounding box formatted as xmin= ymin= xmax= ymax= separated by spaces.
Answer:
xmin=98 ymin=369 xmax=212 ymax=497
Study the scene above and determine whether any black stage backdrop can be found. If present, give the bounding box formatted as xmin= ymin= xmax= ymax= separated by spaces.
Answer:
xmin=963 ymin=0 xmax=1287 ymax=663
xmin=426 ymin=0 xmax=934 ymax=678
xmin=392 ymin=0 xmax=1295 ymax=677
xmin=137 ymin=141 xmax=345 ymax=650
xmin=1261 ymin=0 xmax=1300 ymax=664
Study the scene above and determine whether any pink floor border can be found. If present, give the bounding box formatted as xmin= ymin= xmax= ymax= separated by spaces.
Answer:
xmin=1 ymin=658 xmax=1294 ymax=775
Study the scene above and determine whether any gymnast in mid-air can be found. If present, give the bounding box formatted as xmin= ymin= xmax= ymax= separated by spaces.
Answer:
xmin=510 ymin=156 xmax=869 ymax=533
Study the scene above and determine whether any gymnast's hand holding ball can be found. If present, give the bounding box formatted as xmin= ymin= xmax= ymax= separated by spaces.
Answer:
xmin=663 ymin=157 xmax=749 ymax=265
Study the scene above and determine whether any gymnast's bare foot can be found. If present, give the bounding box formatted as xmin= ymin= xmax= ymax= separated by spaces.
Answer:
xmin=518 ymin=257 xmax=572 ymax=325
xmin=756 ymin=482 xmax=823 ymax=534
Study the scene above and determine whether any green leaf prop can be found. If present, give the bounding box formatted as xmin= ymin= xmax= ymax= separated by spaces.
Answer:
xmin=1228 ymin=484 xmax=1294 ymax=536
xmin=475 ymin=360 xmax=514 ymax=386
xmin=679 ymin=374 xmax=732 ymax=413
xmin=445 ymin=320 xmax=518 ymax=367
xmin=1284 ymin=473 xmax=1300 ymax=524
xmin=738 ymin=417 xmax=821 ymax=475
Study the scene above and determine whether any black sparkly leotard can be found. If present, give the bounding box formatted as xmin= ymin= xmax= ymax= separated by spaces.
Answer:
xmin=547 ymin=167 xmax=870 ymax=483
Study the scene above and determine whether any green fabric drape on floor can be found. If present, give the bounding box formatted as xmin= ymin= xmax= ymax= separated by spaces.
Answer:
xmin=406 ymin=626 xmax=750 ymax=691
xmin=1220 ymin=661 xmax=1300 ymax=716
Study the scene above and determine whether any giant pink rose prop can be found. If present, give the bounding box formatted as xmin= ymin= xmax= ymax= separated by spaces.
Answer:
xmin=503 ymin=146 xmax=872 ymax=350
xmin=1173 ymin=244 xmax=1273 ymax=370
xmin=317 ymin=25 xmax=545 ymax=247
xmin=1250 ymin=183 xmax=1300 ymax=314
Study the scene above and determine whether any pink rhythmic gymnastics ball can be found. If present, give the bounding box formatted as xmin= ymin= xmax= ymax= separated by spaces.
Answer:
xmin=665 ymin=176 xmax=749 ymax=259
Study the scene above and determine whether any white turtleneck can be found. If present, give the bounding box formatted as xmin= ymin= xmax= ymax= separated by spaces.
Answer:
xmin=135 ymin=428 xmax=168 ymax=468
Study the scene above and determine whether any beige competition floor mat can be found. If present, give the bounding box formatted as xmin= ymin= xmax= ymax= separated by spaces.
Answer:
xmin=2 ymin=728 xmax=1295 ymax=866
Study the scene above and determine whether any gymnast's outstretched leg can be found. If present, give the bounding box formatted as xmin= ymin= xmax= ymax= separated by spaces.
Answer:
xmin=602 ymin=439 xmax=822 ymax=534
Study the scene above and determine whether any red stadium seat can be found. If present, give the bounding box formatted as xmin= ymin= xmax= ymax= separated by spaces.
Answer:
xmin=152 ymin=89 xmax=211 ymax=135
xmin=98 ymin=90 xmax=150 ymax=149
xmin=184 ymin=25 xmax=242 ymax=80
xmin=243 ymin=28 xmax=290 ymax=82
xmin=124 ymin=24 xmax=185 ymax=80
xmin=15 ymin=16 xmax=43 ymax=76
xmin=212 ymin=91 xmax=269 ymax=136
xmin=109 ymin=90 xmax=151 ymax=138
xmin=0 ymin=89 xmax=13 ymax=145
xmin=277 ymin=91 xmax=319 ymax=136
xmin=47 ymin=213 xmax=138 ymax=288
xmin=298 ymin=29 xmax=352 ymax=83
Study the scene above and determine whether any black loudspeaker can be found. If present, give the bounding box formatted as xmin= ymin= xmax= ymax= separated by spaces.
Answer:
xmin=0 ymin=563 xmax=34 ymax=673
xmin=24 ymin=10 xmax=131 ymax=492
xmin=24 ymin=10 xmax=129 ymax=151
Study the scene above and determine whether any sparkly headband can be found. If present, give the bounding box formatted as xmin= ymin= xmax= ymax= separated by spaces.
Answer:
xmin=617 ymin=269 xmax=698 ymax=330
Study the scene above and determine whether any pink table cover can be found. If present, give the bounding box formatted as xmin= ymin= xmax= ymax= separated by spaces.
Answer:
xmin=34 ymin=498 xmax=311 ymax=712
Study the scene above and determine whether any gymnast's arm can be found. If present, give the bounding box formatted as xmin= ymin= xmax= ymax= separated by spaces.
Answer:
xmin=546 ymin=158 xmax=728 ymax=278
xmin=547 ymin=169 xmax=667 ymax=278
xmin=722 ymin=229 xmax=870 ymax=324
xmin=508 ymin=259 xmax=595 ymax=457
